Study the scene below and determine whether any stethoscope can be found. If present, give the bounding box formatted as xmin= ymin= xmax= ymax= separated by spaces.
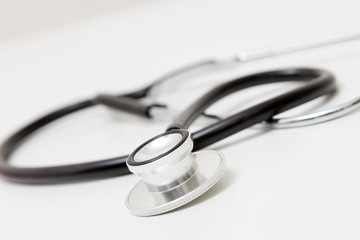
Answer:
xmin=0 ymin=31 xmax=359 ymax=216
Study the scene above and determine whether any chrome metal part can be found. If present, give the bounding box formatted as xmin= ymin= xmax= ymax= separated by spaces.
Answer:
xmin=149 ymin=31 xmax=360 ymax=99
xmin=268 ymin=96 xmax=360 ymax=128
xmin=236 ymin=31 xmax=360 ymax=62
xmin=126 ymin=129 xmax=226 ymax=216
xmin=147 ymin=58 xmax=239 ymax=100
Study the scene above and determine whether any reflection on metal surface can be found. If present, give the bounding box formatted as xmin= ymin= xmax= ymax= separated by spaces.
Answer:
xmin=126 ymin=130 xmax=226 ymax=216
xmin=268 ymin=96 xmax=360 ymax=128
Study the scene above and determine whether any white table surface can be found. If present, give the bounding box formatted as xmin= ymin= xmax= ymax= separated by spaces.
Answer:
xmin=1 ymin=0 xmax=360 ymax=239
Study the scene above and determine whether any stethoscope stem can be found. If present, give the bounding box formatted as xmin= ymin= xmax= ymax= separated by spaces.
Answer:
xmin=236 ymin=30 xmax=360 ymax=62
xmin=150 ymin=31 xmax=360 ymax=95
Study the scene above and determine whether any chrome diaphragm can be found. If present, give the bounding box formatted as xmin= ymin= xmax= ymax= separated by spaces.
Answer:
xmin=126 ymin=129 xmax=226 ymax=216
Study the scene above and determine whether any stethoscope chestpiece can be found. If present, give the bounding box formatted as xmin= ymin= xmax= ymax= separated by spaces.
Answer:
xmin=125 ymin=129 xmax=226 ymax=216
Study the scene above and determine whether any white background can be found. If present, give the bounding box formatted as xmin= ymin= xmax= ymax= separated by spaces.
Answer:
xmin=0 ymin=0 xmax=360 ymax=239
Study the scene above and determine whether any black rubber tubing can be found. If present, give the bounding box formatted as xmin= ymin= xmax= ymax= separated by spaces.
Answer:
xmin=0 ymin=68 xmax=336 ymax=184
xmin=168 ymin=68 xmax=336 ymax=150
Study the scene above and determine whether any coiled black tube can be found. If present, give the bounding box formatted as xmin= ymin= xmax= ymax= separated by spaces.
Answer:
xmin=0 ymin=68 xmax=336 ymax=183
